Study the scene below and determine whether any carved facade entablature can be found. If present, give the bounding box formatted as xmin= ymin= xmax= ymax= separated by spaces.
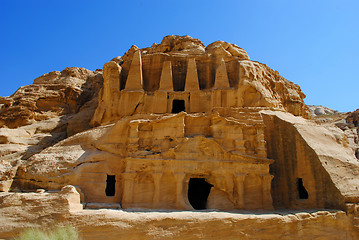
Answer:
xmin=91 ymin=49 xmax=303 ymax=126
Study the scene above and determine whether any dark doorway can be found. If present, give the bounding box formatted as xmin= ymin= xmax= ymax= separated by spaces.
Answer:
xmin=188 ymin=178 xmax=213 ymax=210
xmin=296 ymin=178 xmax=308 ymax=199
xmin=106 ymin=175 xmax=116 ymax=196
xmin=172 ymin=100 xmax=185 ymax=113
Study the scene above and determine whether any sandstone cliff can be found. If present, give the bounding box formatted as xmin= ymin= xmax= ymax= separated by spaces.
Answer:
xmin=0 ymin=67 xmax=103 ymax=132
xmin=0 ymin=67 xmax=103 ymax=191
xmin=1 ymin=35 xmax=359 ymax=239
xmin=92 ymin=35 xmax=310 ymax=125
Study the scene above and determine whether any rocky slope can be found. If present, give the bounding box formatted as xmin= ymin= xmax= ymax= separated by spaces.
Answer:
xmin=0 ymin=67 xmax=103 ymax=131
xmin=0 ymin=67 xmax=103 ymax=191
xmin=308 ymin=105 xmax=339 ymax=117
xmin=309 ymin=106 xmax=359 ymax=160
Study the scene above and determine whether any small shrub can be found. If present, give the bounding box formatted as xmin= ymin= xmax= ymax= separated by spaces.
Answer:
xmin=14 ymin=225 xmax=79 ymax=240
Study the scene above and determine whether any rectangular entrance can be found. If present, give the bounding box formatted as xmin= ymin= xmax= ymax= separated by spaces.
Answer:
xmin=188 ymin=178 xmax=213 ymax=210
xmin=172 ymin=99 xmax=185 ymax=113
xmin=106 ymin=175 xmax=116 ymax=196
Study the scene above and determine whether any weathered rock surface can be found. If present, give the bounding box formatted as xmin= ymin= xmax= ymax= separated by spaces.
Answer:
xmin=92 ymin=35 xmax=309 ymax=126
xmin=0 ymin=67 xmax=103 ymax=191
xmin=310 ymin=107 xmax=359 ymax=161
xmin=0 ymin=185 xmax=82 ymax=238
xmin=308 ymin=105 xmax=339 ymax=117
xmin=262 ymin=110 xmax=359 ymax=209
xmin=0 ymin=116 xmax=72 ymax=191
xmin=15 ymin=111 xmax=273 ymax=211
xmin=344 ymin=110 xmax=359 ymax=158
xmin=10 ymin=108 xmax=359 ymax=213
xmin=1 ymin=35 xmax=359 ymax=239
xmin=0 ymin=67 xmax=103 ymax=129
xmin=0 ymin=189 xmax=358 ymax=239
xmin=72 ymin=209 xmax=358 ymax=240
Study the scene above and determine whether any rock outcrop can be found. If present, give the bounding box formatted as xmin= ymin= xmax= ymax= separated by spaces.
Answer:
xmin=0 ymin=67 xmax=103 ymax=130
xmin=308 ymin=105 xmax=339 ymax=117
xmin=262 ymin=110 xmax=359 ymax=209
xmin=1 ymin=35 xmax=359 ymax=239
xmin=0 ymin=185 xmax=82 ymax=238
xmin=0 ymin=67 xmax=103 ymax=191
xmin=309 ymin=107 xmax=359 ymax=161
xmin=0 ymin=189 xmax=357 ymax=240
xmin=91 ymin=35 xmax=309 ymax=126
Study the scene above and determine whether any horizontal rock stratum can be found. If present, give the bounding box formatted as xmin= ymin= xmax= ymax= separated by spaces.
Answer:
xmin=1 ymin=35 xmax=359 ymax=239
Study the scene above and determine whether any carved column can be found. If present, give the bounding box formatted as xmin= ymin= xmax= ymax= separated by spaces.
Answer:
xmin=214 ymin=58 xmax=230 ymax=89
xmin=261 ymin=174 xmax=274 ymax=209
xmin=185 ymin=58 xmax=200 ymax=91
xmin=121 ymin=172 xmax=136 ymax=208
xmin=159 ymin=61 xmax=173 ymax=91
xmin=234 ymin=127 xmax=246 ymax=152
xmin=256 ymin=127 xmax=267 ymax=158
xmin=234 ymin=173 xmax=247 ymax=209
xmin=152 ymin=172 xmax=162 ymax=209
xmin=174 ymin=173 xmax=186 ymax=209
xmin=125 ymin=50 xmax=143 ymax=91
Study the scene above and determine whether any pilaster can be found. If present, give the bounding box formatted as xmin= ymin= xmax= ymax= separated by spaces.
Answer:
xmin=121 ymin=172 xmax=137 ymax=208
xmin=174 ymin=173 xmax=187 ymax=209
xmin=234 ymin=173 xmax=247 ymax=209
xmin=152 ymin=172 xmax=163 ymax=208
xmin=261 ymin=174 xmax=274 ymax=209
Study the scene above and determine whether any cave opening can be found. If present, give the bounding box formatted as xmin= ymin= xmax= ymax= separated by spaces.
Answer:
xmin=188 ymin=178 xmax=213 ymax=210
xmin=171 ymin=99 xmax=185 ymax=113
xmin=297 ymin=178 xmax=308 ymax=199
xmin=106 ymin=175 xmax=116 ymax=196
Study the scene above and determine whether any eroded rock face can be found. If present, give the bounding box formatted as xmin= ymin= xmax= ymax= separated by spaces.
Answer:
xmin=347 ymin=109 xmax=359 ymax=127
xmin=13 ymin=110 xmax=275 ymax=210
xmin=310 ymin=107 xmax=359 ymax=161
xmin=0 ymin=185 xmax=82 ymax=237
xmin=0 ymin=116 xmax=70 ymax=191
xmin=0 ymin=67 xmax=103 ymax=191
xmin=308 ymin=105 xmax=339 ymax=117
xmin=262 ymin=110 xmax=359 ymax=209
xmin=0 ymin=190 xmax=357 ymax=240
xmin=206 ymin=40 xmax=249 ymax=59
xmin=1 ymin=35 xmax=359 ymax=238
xmin=0 ymin=67 xmax=103 ymax=129
xmin=92 ymin=35 xmax=309 ymax=126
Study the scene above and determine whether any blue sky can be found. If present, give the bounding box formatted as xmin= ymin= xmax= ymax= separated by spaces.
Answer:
xmin=1 ymin=0 xmax=358 ymax=112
